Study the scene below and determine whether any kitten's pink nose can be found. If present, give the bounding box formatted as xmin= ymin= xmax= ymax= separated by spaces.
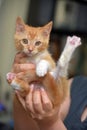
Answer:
xmin=28 ymin=47 xmax=33 ymax=53
xmin=28 ymin=48 xmax=33 ymax=53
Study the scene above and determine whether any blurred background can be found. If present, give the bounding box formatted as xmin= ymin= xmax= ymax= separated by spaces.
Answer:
xmin=0 ymin=0 xmax=87 ymax=129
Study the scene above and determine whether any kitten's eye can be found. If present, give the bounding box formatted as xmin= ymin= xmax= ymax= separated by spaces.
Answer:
xmin=35 ymin=41 xmax=41 ymax=46
xmin=22 ymin=39 xmax=28 ymax=44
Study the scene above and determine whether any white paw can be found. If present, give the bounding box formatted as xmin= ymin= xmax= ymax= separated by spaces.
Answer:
xmin=36 ymin=66 xmax=47 ymax=77
xmin=36 ymin=60 xmax=49 ymax=77
xmin=67 ymin=36 xmax=81 ymax=47
xmin=6 ymin=72 xmax=16 ymax=84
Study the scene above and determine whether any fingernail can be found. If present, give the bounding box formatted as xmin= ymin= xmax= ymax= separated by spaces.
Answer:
xmin=15 ymin=90 xmax=18 ymax=94
xmin=15 ymin=90 xmax=19 ymax=95
xmin=30 ymin=84 xmax=34 ymax=89
xmin=41 ymin=87 xmax=45 ymax=91
xmin=31 ymin=114 xmax=35 ymax=119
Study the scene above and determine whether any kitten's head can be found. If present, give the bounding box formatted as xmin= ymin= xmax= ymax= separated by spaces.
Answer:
xmin=14 ymin=17 xmax=53 ymax=56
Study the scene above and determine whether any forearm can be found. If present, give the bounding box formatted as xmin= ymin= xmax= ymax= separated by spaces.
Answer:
xmin=14 ymin=95 xmax=39 ymax=130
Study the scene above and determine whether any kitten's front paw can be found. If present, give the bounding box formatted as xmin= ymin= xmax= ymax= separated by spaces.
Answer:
xmin=36 ymin=60 xmax=49 ymax=77
xmin=36 ymin=66 xmax=47 ymax=77
xmin=6 ymin=72 xmax=16 ymax=84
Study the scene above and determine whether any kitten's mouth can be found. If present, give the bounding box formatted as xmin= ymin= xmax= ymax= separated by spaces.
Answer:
xmin=28 ymin=54 xmax=33 ymax=57
xmin=25 ymin=52 xmax=34 ymax=56
xmin=24 ymin=50 xmax=37 ymax=57
xmin=26 ymin=53 xmax=33 ymax=56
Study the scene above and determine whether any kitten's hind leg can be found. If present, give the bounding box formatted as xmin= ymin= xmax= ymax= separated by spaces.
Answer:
xmin=48 ymin=36 xmax=81 ymax=107
xmin=53 ymin=36 xmax=81 ymax=78
xmin=41 ymin=73 xmax=69 ymax=107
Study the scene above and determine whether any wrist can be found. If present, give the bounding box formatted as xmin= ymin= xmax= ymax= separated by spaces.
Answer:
xmin=36 ymin=113 xmax=67 ymax=130
xmin=37 ymin=117 xmax=67 ymax=130
xmin=37 ymin=112 xmax=58 ymax=126
xmin=37 ymin=115 xmax=58 ymax=130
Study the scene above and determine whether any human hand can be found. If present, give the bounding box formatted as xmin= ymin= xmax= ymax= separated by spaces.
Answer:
xmin=16 ymin=84 xmax=55 ymax=114
xmin=15 ymin=84 xmax=59 ymax=122
xmin=14 ymin=52 xmax=70 ymax=120
xmin=13 ymin=52 xmax=35 ymax=73
xmin=15 ymin=83 xmax=70 ymax=130
xmin=13 ymin=52 xmax=70 ymax=130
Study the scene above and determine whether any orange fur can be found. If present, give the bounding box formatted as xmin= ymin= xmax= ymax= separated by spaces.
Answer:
xmin=7 ymin=17 xmax=69 ymax=108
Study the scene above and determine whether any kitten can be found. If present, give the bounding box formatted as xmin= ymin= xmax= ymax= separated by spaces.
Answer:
xmin=14 ymin=17 xmax=55 ymax=76
xmin=6 ymin=17 xmax=81 ymax=107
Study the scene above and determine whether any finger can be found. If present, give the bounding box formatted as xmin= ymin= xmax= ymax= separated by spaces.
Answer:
xmin=14 ymin=52 xmax=31 ymax=63
xmin=25 ymin=84 xmax=35 ymax=114
xmin=15 ymin=52 xmax=26 ymax=59
xmin=40 ymin=88 xmax=53 ymax=112
xmin=33 ymin=85 xmax=44 ymax=114
xmin=15 ymin=90 xmax=26 ymax=110
xmin=13 ymin=63 xmax=35 ymax=73
xmin=20 ymin=64 xmax=35 ymax=71
xmin=16 ymin=72 xmax=26 ymax=79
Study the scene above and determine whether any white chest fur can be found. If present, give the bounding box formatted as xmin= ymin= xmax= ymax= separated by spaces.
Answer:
xmin=26 ymin=50 xmax=51 ymax=77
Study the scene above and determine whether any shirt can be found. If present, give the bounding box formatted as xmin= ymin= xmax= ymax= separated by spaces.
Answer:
xmin=64 ymin=76 xmax=87 ymax=130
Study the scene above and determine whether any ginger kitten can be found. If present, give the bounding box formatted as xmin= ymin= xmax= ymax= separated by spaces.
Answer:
xmin=6 ymin=17 xmax=81 ymax=107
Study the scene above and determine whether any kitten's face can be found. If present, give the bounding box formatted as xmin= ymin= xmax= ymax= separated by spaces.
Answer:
xmin=14 ymin=17 xmax=53 ymax=56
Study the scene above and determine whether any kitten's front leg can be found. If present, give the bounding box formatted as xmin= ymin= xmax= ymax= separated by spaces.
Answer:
xmin=36 ymin=60 xmax=50 ymax=77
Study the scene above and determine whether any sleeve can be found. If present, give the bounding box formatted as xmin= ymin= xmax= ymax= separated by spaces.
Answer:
xmin=64 ymin=76 xmax=87 ymax=130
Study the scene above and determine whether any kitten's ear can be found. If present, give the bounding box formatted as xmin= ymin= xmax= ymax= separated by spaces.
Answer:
xmin=16 ymin=17 xmax=25 ymax=33
xmin=42 ymin=21 xmax=53 ymax=36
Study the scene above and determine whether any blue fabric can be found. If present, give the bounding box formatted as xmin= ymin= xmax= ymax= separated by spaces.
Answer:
xmin=0 ymin=122 xmax=13 ymax=130
xmin=64 ymin=76 xmax=87 ymax=130
xmin=0 ymin=103 xmax=6 ymax=111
